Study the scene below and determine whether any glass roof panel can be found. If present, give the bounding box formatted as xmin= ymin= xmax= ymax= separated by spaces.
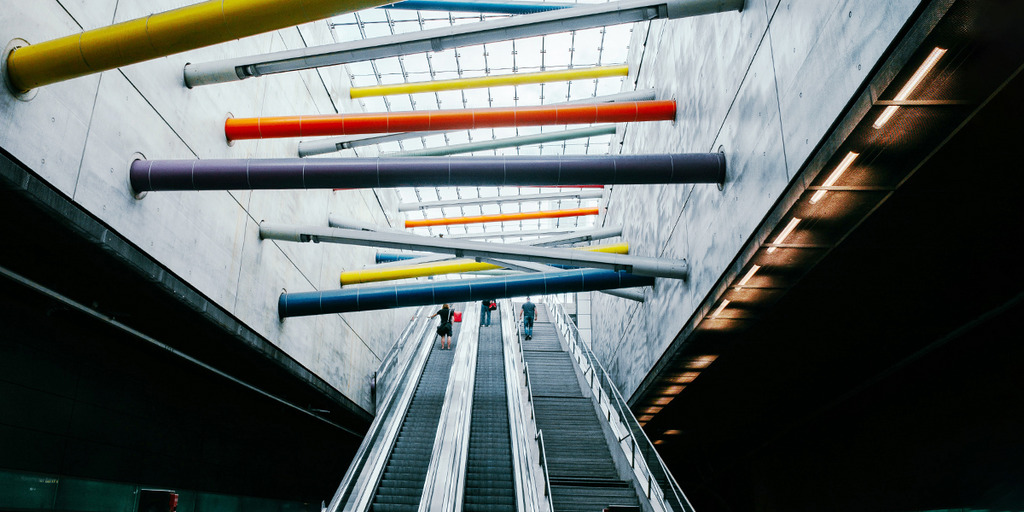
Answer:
xmin=329 ymin=1 xmax=630 ymax=243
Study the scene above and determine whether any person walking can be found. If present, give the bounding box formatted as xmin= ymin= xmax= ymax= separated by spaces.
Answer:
xmin=480 ymin=298 xmax=495 ymax=327
xmin=430 ymin=304 xmax=455 ymax=350
xmin=519 ymin=297 xmax=536 ymax=340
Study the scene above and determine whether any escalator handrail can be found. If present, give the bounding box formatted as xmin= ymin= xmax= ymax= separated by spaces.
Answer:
xmin=374 ymin=305 xmax=430 ymax=407
xmin=325 ymin=308 xmax=440 ymax=512
xmin=546 ymin=302 xmax=695 ymax=512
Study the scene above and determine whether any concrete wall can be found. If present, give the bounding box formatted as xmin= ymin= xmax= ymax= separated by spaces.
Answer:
xmin=593 ymin=0 xmax=922 ymax=397
xmin=0 ymin=1 xmax=408 ymax=411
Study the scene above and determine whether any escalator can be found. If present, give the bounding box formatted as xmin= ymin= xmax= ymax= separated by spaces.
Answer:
xmin=331 ymin=300 xmax=663 ymax=512
xmin=463 ymin=310 xmax=516 ymax=512
xmin=370 ymin=320 xmax=460 ymax=511
xmin=523 ymin=307 xmax=641 ymax=512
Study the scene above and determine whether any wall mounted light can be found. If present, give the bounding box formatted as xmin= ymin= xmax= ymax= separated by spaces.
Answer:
xmin=686 ymin=355 xmax=717 ymax=369
xmin=711 ymin=298 xmax=730 ymax=318
xmin=873 ymin=47 xmax=947 ymax=129
xmin=737 ymin=264 xmax=761 ymax=286
xmin=810 ymin=152 xmax=859 ymax=204
xmin=766 ymin=217 xmax=802 ymax=253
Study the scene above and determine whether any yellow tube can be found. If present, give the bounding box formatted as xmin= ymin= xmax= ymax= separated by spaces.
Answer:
xmin=349 ymin=65 xmax=629 ymax=99
xmin=5 ymin=0 xmax=391 ymax=92
xmin=340 ymin=242 xmax=629 ymax=286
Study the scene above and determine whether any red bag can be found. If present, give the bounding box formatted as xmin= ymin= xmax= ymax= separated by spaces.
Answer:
xmin=453 ymin=311 xmax=463 ymax=322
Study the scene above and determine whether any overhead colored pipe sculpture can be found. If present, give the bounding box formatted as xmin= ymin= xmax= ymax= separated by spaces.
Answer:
xmin=297 ymin=89 xmax=653 ymax=157
xmin=405 ymin=207 xmax=599 ymax=228
xmin=3 ymin=0 xmax=391 ymax=92
xmin=380 ymin=0 xmax=572 ymax=15
xmin=350 ymin=66 xmax=628 ymax=98
xmin=183 ymin=0 xmax=745 ymax=87
xmin=342 ymin=243 xmax=627 ymax=286
xmin=129 ymin=153 xmax=726 ymax=193
xmin=280 ymin=268 xmax=654 ymax=317
xmin=386 ymin=125 xmax=617 ymax=158
xmin=224 ymin=100 xmax=675 ymax=141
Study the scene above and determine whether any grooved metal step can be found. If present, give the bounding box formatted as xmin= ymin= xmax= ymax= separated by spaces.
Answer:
xmin=463 ymin=310 xmax=516 ymax=512
xmin=522 ymin=308 xmax=640 ymax=512
xmin=371 ymin=322 xmax=459 ymax=512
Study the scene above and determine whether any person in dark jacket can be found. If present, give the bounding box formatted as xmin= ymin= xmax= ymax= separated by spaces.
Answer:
xmin=430 ymin=304 xmax=455 ymax=349
xmin=480 ymin=299 xmax=495 ymax=327
xmin=519 ymin=297 xmax=536 ymax=340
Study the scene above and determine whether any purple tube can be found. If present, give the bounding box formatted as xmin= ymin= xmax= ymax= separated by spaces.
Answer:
xmin=129 ymin=154 xmax=726 ymax=192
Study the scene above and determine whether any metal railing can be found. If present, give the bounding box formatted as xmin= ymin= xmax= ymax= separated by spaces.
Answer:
xmin=499 ymin=299 xmax=554 ymax=512
xmin=546 ymin=302 xmax=696 ymax=512
xmin=374 ymin=306 xmax=431 ymax=411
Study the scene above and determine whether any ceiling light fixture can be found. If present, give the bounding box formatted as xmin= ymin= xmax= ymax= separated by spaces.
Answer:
xmin=687 ymin=355 xmax=717 ymax=369
xmin=810 ymin=152 xmax=859 ymax=204
xmin=737 ymin=264 xmax=761 ymax=286
xmin=766 ymin=217 xmax=802 ymax=253
xmin=669 ymin=372 xmax=699 ymax=383
xmin=873 ymin=47 xmax=947 ymax=129
xmin=638 ymin=415 xmax=654 ymax=422
xmin=643 ymin=406 xmax=662 ymax=414
xmin=661 ymin=385 xmax=686 ymax=395
xmin=711 ymin=298 xmax=730 ymax=319
xmin=653 ymin=396 xmax=674 ymax=405
xmin=664 ymin=429 xmax=682 ymax=435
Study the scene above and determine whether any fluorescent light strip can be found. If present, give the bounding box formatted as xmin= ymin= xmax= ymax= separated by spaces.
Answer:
xmin=711 ymin=299 xmax=730 ymax=319
xmin=873 ymin=47 xmax=946 ymax=129
xmin=766 ymin=217 xmax=802 ymax=253
xmin=737 ymin=264 xmax=761 ymax=286
xmin=810 ymin=152 xmax=859 ymax=204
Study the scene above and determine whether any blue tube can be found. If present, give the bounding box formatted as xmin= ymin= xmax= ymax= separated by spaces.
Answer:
xmin=380 ymin=0 xmax=571 ymax=15
xmin=375 ymin=253 xmax=422 ymax=264
xmin=279 ymin=268 xmax=653 ymax=317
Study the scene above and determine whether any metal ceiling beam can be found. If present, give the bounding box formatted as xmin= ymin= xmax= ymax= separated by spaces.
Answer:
xmin=528 ymin=226 xmax=622 ymax=247
xmin=129 ymin=153 xmax=726 ymax=193
xmin=224 ymin=100 xmax=675 ymax=141
xmin=384 ymin=125 xmax=617 ymax=157
xmin=398 ymin=189 xmax=604 ymax=211
xmin=183 ymin=0 xmax=745 ymax=87
xmin=259 ymin=223 xmax=689 ymax=279
xmin=279 ymin=268 xmax=654 ymax=317
xmin=297 ymin=89 xmax=653 ymax=157
xmin=405 ymin=207 xmax=599 ymax=228
xmin=445 ymin=226 xmax=588 ymax=239
xmin=379 ymin=0 xmax=574 ymax=15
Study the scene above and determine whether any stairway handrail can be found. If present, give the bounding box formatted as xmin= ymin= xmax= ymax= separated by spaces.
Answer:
xmin=500 ymin=299 xmax=553 ymax=512
xmin=546 ymin=301 xmax=696 ymax=512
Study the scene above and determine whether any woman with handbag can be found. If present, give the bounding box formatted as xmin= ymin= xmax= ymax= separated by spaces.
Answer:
xmin=430 ymin=304 xmax=455 ymax=350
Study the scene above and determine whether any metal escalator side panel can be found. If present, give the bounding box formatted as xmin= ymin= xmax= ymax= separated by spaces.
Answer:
xmin=326 ymin=307 xmax=438 ymax=512
xmin=418 ymin=303 xmax=482 ymax=512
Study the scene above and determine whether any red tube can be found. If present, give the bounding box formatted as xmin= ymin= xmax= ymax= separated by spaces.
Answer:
xmin=225 ymin=100 xmax=676 ymax=141
xmin=405 ymin=207 xmax=599 ymax=228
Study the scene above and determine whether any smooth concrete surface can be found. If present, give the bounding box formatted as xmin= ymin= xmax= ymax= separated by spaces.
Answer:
xmin=0 ymin=1 xmax=404 ymax=411
xmin=593 ymin=0 xmax=922 ymax=397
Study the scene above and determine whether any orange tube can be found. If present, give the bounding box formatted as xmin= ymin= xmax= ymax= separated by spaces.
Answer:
xmin=225 ymin=100 xmax=676 ymax=141
xmin=405 ymin=207 xmax=599 ymax=228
